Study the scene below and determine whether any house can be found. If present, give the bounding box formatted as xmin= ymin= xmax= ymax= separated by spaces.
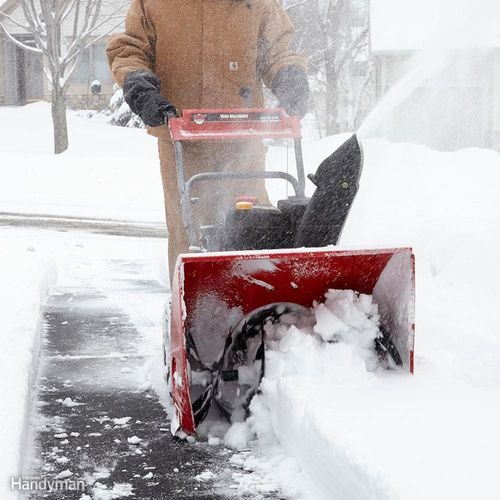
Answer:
xmin=0 ymin=0 xmax=122 ymax=109
xmin=369 ymin=0 xmax=500 ymax=150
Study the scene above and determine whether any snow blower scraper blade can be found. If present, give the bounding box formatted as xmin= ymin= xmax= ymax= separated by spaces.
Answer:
xmin=168 ymin=247 xmax=415 ymax=437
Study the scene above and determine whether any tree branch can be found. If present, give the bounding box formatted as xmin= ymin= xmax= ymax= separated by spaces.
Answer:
xmin=0 ymin=10 xmax=31 ymax=31
xmin=336 ymin=27 xmax=368 ymax=72
xmin=0 ymin=23 xmax=43 ymax=53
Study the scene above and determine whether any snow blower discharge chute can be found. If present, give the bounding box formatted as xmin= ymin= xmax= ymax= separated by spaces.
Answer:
xmin=164 ymin=109 xmax=415 ymax=436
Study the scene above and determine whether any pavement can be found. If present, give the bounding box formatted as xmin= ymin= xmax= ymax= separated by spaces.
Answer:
xmin=0 ymin=215 xmax=286 ymax=500
xmin=29 ymin=287 xmax=235 ymax=499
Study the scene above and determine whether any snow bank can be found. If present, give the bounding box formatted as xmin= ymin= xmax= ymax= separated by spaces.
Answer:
xmin=0 ymin=239 xmax=56 ymax=495
xmin=242 ymin=138 xmax=500 ymax=499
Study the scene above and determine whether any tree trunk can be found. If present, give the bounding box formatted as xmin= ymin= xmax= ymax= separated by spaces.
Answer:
xmin=51 ymin=86 xmax=69 ymax=154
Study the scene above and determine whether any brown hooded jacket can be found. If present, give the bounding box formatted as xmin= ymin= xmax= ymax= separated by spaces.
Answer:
xmin=106 ymin=0 xmax=306 ymax=137
xmin=106 ymin=0 xmax=306 ymax=278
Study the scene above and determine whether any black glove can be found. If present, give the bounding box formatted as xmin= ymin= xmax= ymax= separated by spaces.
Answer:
xmin=272 ymin=65 xmax=310 ymax=118
xmin=123 ymin=70 xmax=177 ymax=127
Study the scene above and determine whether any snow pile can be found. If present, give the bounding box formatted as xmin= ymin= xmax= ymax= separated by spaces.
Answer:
xmin=0 ymin=240 xmax=56 ymax=497
xmin=313 ymin=290 xmax=381 ymax=371
xmin=225 ymin=289 xmax=383 ymax=451
xmin=240 ymin=137 xmax=500 ymax=499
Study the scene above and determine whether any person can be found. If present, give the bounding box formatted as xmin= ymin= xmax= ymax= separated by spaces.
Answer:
xmin=107 ymin=0 xmax=309 ymax=281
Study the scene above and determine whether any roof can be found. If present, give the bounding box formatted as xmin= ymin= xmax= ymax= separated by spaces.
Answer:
xmin=370 ymin=0 xmax=500 ymax=53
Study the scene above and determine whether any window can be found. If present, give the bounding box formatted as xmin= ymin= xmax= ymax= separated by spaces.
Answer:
xmin=69 ymin=42 xmax=113 ymax=85
xmin=93 ymin=43 xmax=113 ymax=84
xmin=70 ymin=48 xmax=91 ymax=84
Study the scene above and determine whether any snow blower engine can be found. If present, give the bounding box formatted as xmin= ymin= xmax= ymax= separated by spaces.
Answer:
xmin=165 ymin=109 xmax=415 ymax=437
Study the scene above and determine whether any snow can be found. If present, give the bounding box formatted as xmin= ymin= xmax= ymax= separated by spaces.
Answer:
xmin=1 ymin=103 xmax=500 ymax=498
xmin=0 ymin=103 xmax=164 ymax=222
xmin=112 ymin=417 xmax=132 ymax=426
xmin=61 ymin=397 xmax=84 ymax=407
xmin=127 ymin=436 xmax=141 ymax=445
xmin=225 ymin=289 xmax=385 ymax=450
xmin=229 ymin=449 xmax=303 ymax=499
xmin=224 ymin=422 xmax=254 ymax=451
xmin=0 ymin=238 xmax=56 ymax=496
xmin=237 ymin=138 xmax=500 ymax=499
xmin=54 ymin=469 xmax=73 ymax=480
xmin=92 ymin=482 xmax=134 ymax=499
xmin=195 ymin=469 xmax=217 ymax=482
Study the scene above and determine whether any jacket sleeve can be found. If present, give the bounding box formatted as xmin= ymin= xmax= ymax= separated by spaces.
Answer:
xmin=106 ymin=0 xmax=156 ymax=87
xmin=257 ymin=0 xmax=307 ymax=88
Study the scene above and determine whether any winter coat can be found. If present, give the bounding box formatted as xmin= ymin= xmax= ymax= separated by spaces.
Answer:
xmin=107 ymin=0 xmax=306 ymax=275
xmin=106 ymin=0 xmax=306 ymax=137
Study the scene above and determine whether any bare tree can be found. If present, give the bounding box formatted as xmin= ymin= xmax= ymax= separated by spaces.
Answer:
xmin=284 ymin=0 xmax=375 ymax=135
xmin=0 ymin=0 xmax=126 ymax=153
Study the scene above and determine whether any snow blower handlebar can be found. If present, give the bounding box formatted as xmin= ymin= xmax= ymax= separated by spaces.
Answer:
xmin=168 ymin=108 xmax=302 ymax=141
xmin=168 ymin=108 xmax=307 ymax=248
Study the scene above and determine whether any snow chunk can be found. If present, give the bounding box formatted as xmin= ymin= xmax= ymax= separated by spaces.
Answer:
xmin=112 ymin=417 xmax=132 ymax=426
xmin=127 ymin=436 xmax=141 ymax=445
xmin=195 ymin=470 xmax=216 ymax=482
xmin=224 ymin=421 xmax=253 ymax=451
xmin=62 ymin=397 xmax=85 ymax=407
xmin=208 ymin=437 xmax=222 ymax=446
xmin=173 ymin=371 xmax=183 ymax=388
xmin=54 ymin=469 xmax=73 ymax=479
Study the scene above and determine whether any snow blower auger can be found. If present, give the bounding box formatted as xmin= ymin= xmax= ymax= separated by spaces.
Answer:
xmin=164 ymin=108 xmax=416 ymax=437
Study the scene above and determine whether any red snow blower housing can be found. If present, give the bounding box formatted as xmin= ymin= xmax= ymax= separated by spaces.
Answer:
xmin=164 ymin=109 xmax=415 ymax=436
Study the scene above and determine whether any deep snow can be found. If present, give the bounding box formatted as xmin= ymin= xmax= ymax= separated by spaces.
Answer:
xmin=1 ymin=103 xmax=500 ymax=499
xmin=0 ymin=238 xmax=56 ymax=495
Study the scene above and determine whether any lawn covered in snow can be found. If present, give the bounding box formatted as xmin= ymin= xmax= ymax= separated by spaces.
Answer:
xmin=1 ymin=103 xmax=500 ymax=499
xmin=0 ymin=103 xmax=164 ymax=222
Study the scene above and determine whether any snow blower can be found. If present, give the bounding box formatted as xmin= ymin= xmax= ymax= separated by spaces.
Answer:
xmin=164 ymin=108 xmax=415 ymax=436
